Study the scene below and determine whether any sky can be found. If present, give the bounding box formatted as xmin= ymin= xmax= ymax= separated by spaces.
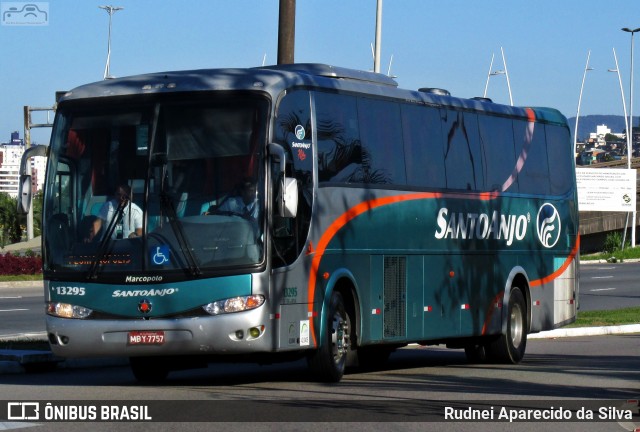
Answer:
xmin=1 ymin=0 xmax=640 ymax=144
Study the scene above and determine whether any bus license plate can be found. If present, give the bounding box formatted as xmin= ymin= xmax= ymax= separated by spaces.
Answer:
xmin=128 ymin=331 xmax=165 ymax=345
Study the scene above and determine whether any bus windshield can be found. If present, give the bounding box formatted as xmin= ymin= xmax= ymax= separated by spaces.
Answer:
xmin=43 ymin=94 xmax=268 ymax=278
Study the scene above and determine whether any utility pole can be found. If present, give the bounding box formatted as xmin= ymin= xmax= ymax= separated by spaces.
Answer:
xmin=373 ymin=0 xmax=382 ymax=73
xmin=23 ymin=105 xmax=54 ymax=240
xmin=277 ymin=0 xmax=295 ymax=64
xmin=99 ymin=5 xmax=124 ymax=79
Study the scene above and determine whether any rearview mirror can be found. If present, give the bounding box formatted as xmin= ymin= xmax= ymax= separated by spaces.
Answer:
xmin=17 ymin=175 xmax=32 ymax=215
xmin=269 ymin=143 xmax=298 ymax=218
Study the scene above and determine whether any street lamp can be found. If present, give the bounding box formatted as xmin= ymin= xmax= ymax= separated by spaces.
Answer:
xmin=99 ymin=5 xmax=124 ymax=80
xmin=609 ymin=48 xmax=632 ymax=250
xmin=574 ymin=50 xmax=593 ymax=159
xmin=622 ymin=27 xmax=640 ymax=247
xmin=608 ymin=48 xmax=630 ymax=169
xmin=483 ymin=48 xmax=513 ymax=105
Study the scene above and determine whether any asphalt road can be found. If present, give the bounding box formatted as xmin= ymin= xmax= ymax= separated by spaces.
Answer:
xmin=579 ymin=261 xmax=640 ymax=311
xmin=0 ymin=334 xmax=637 ymax=432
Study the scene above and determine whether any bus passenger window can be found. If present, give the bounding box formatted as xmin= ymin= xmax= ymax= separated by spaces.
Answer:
xmin=315 ymin=92 xmax=362 ymax=183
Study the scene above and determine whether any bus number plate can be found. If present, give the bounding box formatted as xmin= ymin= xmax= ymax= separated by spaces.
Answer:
xmin=128 ymin=331 xmax=165 ymax=345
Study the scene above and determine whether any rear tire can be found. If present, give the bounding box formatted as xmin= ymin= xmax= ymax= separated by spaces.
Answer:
xmin=307 ymin=291 xmax=351 ymax=382
xmin=488 ymin=287 xmax=527 ymax=364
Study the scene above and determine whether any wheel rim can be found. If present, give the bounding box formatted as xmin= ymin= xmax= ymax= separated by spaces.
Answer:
xmin=510 ymin=302 xmax=524 ymax=348
xmin=330 ymin=310 xmax=350 ymax=364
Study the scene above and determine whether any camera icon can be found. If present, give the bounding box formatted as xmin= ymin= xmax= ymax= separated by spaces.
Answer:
xmin=2 ymin=3 xmax=49 ymax=26
xmin=7 ymin=402 xmax=40 ymax=420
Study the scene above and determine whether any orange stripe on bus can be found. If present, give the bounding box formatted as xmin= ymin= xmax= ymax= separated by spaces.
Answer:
xmin=530 ymin=234 xmax=580 ymax=287
xmin=306 ymin=190 xmax=505 ymax=346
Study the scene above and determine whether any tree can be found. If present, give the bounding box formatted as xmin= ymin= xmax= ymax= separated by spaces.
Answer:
xmin=33 ymin=190 xmax=42 ymax=238
xmin=0 ymin=192 xmax=23 ymax=246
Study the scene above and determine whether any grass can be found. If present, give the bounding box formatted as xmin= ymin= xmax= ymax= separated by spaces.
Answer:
xmin=581 ymin=245 xmax=640 ymax=262
xmin=0 ymin=274 xmax=42 ymax=282
xmin=567 ymin=306 xmax=640 ymax=328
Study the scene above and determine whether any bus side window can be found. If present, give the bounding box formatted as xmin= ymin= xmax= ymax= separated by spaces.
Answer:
xmin=401 ymin=104 xmax=446 ymax=189
xmin=357 ymin=97 xmax=405 ymax=185
xmin=514 ymin=119 xmax=550 ymax=195
xmin=442 ymin=110 xmax=484 ymax=191
xmin=479 ymin=115 xmax=518 ymax=192
xmin=315 ymin=92 xmax=362 ymax=183
xmin=546 ymin=125 xmax=573 ymax=195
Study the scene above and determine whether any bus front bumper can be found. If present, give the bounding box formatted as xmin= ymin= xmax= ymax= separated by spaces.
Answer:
xmin=45 ymin=306 xmax=275 ymax=358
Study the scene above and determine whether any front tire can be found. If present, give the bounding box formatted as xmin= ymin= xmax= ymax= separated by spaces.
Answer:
xmin=488 ymin=287 xmax=527 ymax=364
xmin=307 ymin=291 xmax=351 ymax=382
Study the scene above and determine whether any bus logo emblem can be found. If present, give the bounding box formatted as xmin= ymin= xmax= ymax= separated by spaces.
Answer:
xmin=138 ymin=299 xmax=152 ymax=314
xmin=294 ymin=125 xmax=305 ymax=140
xmin=536 ymin=203 xmax=561 ymax=248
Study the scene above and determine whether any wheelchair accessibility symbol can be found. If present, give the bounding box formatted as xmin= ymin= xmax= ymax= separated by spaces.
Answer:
xmin=151 ymin=245 xmax=170 ymax=265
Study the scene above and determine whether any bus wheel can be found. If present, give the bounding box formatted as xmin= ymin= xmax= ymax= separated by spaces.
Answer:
xmin=307 ymin=291 xmax=351 ymax=382
xmin=130 ymin=357 xmax=169 ymax=383
xmin=489 ymin=287 xmax=527 ymax=364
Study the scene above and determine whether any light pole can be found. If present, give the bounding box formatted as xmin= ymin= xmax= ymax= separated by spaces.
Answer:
xmin=609 ymin=48 xmax=630 ymax=169
xmin=483 ymin=53 xmax=495 ymax=98
xmin=609 ymin=48 xmax=632 ymax=249
xmin=622 ymin=27 xmax=640 ymax=247
xmin=575 ymin=50 xmax=593 ymax=159
xmin=501 ymin=47 xmax=513 ymax=106
xmin=99 ymin=5 xmax=123 ymax=80
xmin=483 ymin=48 xmax=513 ymax=105
xmin=373 ymin=0 xmax=382 ymax=73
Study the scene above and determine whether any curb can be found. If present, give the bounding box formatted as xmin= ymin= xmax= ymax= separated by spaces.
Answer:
xmin=1 ymin=324 xmax=638 ymax=375
xmin=528 ymin=323 xmax=640 ymax=339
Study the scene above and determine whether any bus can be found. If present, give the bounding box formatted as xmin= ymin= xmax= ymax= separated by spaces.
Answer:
xmin=20 ymin=64 xmax=579 ymax=383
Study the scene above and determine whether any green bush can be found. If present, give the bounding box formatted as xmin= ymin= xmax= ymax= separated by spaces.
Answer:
xmin=603 ymin=231 xmax=628 ymax=254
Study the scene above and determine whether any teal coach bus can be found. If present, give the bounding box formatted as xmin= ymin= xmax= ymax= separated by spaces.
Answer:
xmin=20 ymin=64 xmax=579 ymax=382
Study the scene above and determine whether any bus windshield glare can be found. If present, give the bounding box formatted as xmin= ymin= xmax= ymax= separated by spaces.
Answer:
xmin=43 ymin=94 xmax=268 ymax=277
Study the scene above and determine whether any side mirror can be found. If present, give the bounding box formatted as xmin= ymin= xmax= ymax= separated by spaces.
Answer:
xmin=279 ymin=177 xmax=298 ymax=218
xmin=269 ymin=143 xmax=298 ymax=218
xmin=17 ymin=175 xmax=32 ymax=214
xmin=17 ymin=144 xmax=48 ymax=215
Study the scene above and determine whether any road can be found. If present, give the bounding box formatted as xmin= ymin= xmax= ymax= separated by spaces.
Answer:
xmin=0 ymin=334 xmax=638 ymax=431
xmin=579 ymin=261 xmax=640 ymax=311
xmin=0 ymin=282 xmax=46 ymax=338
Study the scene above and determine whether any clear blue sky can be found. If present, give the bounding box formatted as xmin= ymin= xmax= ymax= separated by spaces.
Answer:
xmin=1 ymin=0 xmax=640 ymax=144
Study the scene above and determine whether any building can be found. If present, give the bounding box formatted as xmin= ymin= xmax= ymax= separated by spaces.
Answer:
xmin=0 ymin=132 xmax=47 ymax=198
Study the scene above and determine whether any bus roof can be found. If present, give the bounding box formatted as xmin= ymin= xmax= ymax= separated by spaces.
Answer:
xmin=59 ymin=63 xmax=567 ymax=126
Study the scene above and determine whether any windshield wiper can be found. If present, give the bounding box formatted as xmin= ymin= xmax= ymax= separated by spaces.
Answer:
xmin=159 ymin=191 xmax=202 ymax=277
xmin=86 ymin=201 xmax=126 ymax=280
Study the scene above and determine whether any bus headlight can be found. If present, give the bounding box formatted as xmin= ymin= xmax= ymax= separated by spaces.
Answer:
xmin=46 ymin=302 xmax=93 ymax=319
xmin=203 ymin=295 xmax=265 ymax=315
